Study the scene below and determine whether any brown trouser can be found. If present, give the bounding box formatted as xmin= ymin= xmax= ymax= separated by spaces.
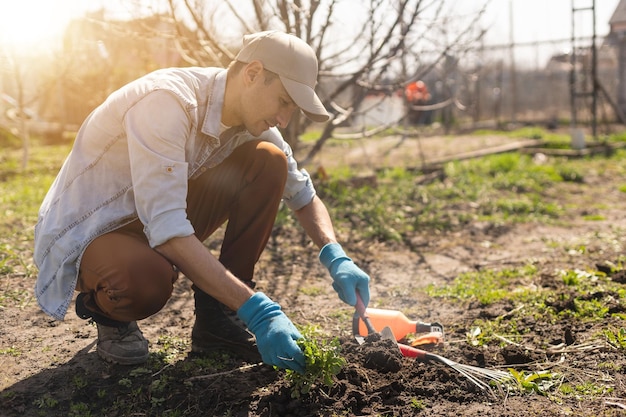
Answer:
xmin=76 ymin=140 xmax=288 ymax=323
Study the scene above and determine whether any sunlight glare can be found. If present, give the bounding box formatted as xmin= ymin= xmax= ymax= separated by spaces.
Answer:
xmin=0 ymin=0 xmax=87 ymax=51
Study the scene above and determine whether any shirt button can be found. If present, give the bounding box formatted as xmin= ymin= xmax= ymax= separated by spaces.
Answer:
xmin=200 ymin=167 xmax=207 ymax=172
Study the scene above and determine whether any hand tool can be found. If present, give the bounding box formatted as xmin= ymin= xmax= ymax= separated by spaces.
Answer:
xmin=353 ymin=293 xmax=512 ymax=393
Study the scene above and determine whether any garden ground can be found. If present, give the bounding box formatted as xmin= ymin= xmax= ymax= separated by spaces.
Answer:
xmin=1 ymin=131 xmax=626 ymax=416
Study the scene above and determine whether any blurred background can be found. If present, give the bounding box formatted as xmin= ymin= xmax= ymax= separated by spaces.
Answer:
xmin=0 ymin=0 xmax=624 ymax=159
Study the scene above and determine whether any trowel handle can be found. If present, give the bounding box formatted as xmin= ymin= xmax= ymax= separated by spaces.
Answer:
xmin=355 ymin=292 xmax=377 ymax=335
xmin=398 ymin=343 xmax=430 ymax=360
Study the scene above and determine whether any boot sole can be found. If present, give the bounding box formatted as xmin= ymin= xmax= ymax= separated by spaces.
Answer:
xmin=97 ymin=346 xmax=149 ymax=365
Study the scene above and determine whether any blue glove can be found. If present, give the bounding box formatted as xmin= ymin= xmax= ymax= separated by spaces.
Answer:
xmin=319 ymin=243 xmax=370 ymax=307
xmin=237 ymin=292 xmax=306 ymax=373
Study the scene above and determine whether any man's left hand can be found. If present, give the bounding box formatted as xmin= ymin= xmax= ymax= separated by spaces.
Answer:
xmin=319 ymin=243 xmax=370 ymax=307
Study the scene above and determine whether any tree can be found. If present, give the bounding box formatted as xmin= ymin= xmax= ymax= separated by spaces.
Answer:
xmin=44 ymin=0 xmax=487 ymax=163
xmin=155 ymin=0 xmax=488 ymax=161
xmin=1 ymin=50 xmax=44 ymax=171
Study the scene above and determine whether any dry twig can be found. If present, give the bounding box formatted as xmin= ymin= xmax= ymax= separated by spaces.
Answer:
xmin=185 ymin=363 xmax=263 ymax=382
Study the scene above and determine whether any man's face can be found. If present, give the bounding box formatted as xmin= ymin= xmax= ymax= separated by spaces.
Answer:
xmin=239 ymin=67 xmax=298 ymax=136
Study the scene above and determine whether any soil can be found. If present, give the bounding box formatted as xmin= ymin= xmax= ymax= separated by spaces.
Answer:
xmin=2 ymin=133 xmax=626 ymax=417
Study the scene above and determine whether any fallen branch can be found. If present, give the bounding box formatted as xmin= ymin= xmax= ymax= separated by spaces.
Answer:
xmin=185 ymin=363 xmax=263 ymax=382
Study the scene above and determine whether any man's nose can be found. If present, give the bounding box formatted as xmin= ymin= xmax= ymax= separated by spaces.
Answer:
xmin=277 ymin=107 xmax=296 ymax=128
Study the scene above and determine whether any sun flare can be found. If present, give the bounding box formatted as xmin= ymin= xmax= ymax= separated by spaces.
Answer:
xmin=0 ymin=0 xmax=88 ymax=51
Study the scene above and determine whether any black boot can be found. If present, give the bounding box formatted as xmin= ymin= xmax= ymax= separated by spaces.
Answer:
xmin=191 ymin=286 xmax=262 ymax=362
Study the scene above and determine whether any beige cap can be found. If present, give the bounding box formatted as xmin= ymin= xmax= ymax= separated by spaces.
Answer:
xmin=236 ymin=31 xmax=329 ymax=123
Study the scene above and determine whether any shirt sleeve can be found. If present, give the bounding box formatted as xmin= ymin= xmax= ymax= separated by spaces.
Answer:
xmin=258 ymin=128 xmax=316 ymax=211
xmin=124 ymin=90 xmax=195 ymax=247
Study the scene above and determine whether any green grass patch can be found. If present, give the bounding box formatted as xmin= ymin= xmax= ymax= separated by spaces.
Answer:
xmin=298 ymin=285 xmax=327 ymax=297
xmin=426 ymin=265 xmax=538 ymax=305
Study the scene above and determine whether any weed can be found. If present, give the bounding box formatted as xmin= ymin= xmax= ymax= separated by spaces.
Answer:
xmin=582 ymin=214 xmax=606 ymax=221
xmin=557 ymin=166 xmax=584 ymax=183
xmin=410 ymin=397 xmax=426 ymax=410
xmin=298 ymin=285 xmax=326 ymax=296
xmin=426 ymin=265 xmax=537 ymax=305
xmin=284 ymin=325 xmax=346 ymax=398
xmin=118 ymin=378 xmax=132 ymax=388
xmin=186 ymin=351 xmax=231 ymax=372
xmin=0 ymin=346 xmax=21 ymax=356
xmin=33 ymin=393 xmax=58 ymax=409
xmin=572 ymin=298 xmax=610 ymax=320
xmin=560 ymin=381 xmax=613 ymax=397
xmin=507 ymin=369 xmax=562 ymax=395
xmin=68 ymin=402 xmax=92 ymax=417
xmin=72 ymin=375 xmax=88 ymax=390
xmin=604 ymin=327 xmax=626 ymax=350
xmin=153 ymin=335 xmax=189 ymax=363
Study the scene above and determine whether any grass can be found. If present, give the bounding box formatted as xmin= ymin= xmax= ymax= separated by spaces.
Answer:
xmin=437 ymin=263 xmax=626 ymax=332
xmin=426 ymin=264 xmax=538 ymax=305
xmin=0 ymin=143 xmax=70 ymax=310
xmin=2 ymin=127 xmax=626 ymax=413
xmin=311 ymin=145 xmax=626 ymax=242
xmin=0 ymin=147 xmax=62 ymax=313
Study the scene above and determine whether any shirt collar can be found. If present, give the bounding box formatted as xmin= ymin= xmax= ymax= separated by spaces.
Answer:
xmin=201 ymin=69 xmax=227 ymax=138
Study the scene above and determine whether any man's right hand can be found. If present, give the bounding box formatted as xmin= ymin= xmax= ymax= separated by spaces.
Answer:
xmin=237 ymin=292 xmax=306 ymax=373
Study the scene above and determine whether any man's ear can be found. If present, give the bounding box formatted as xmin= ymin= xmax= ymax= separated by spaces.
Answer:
xmin=242 ymin=61 xmax=264 ymax=85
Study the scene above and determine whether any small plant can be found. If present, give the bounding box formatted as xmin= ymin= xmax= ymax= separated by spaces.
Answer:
xmin=33 ymin=393 xmax=58 ymax=409
xmin=68 ymin=401 xmax=92 ymax=417
xmin=72 ymin=375 xmax=88 ymax=390
xmin=284 ymin=326 xmax=346 ymax=398
xmin=507 ymin=369 xmax=562 ymax=395
xmin=0 ymin=346 xmax=21 ymax=357
xmin=410 ymin=397 xmax=426 ymax=410
xmin=604 ymin=327 xmax=626 ymax=350
xmin=118 ymin=378 xmax=132 ymax=388
xmin=153 ymin=335 xmax=189 ymax=363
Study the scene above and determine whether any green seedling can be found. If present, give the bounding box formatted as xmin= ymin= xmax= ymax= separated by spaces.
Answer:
xmin=560 ymin=381 xmax=613 ymax=397
xmin=283 ymin=326 xmax=346 ymax=398
xmin=118 ymin=378 xmax=132 ymax=388
xmin=33 ymin=393 xmax=58 ymax=409
xmin=410 ymin=398 xmax=426 ymax=410
xmin=0 ymin=346 xmax=21 ymax=357
xmin=68 ymin=401 xmax=92 ymax=417
xmin=604 ymin=327 xmax=626 ymax=350
xmin=507 ymin=369 xmax=561 ymax=395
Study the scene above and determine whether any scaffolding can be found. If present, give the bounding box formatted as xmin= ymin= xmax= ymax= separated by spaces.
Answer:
xmin=570 ymin=0 xmax=598 ymax=142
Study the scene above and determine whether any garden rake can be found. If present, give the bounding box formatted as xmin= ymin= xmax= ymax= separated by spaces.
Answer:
xmin=354 ymin=293 xmax=512 ymax=393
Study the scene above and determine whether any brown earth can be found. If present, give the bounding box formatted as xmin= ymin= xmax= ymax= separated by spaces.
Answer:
xmin=1 ymin=133 xmax=626 ymax=416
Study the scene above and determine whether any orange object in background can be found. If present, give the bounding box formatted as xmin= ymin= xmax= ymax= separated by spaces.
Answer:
xmin=410 ymin=332 xmax=445 ymax=347
xmin=404 ymin=80 xmax=431 ymax=103
xmin=356 ymin=307 xmax=444 ymax=344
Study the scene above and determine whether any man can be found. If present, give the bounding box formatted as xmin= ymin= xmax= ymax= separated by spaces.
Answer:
xmin=34 ymin=31 xmax=370 ymax=373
